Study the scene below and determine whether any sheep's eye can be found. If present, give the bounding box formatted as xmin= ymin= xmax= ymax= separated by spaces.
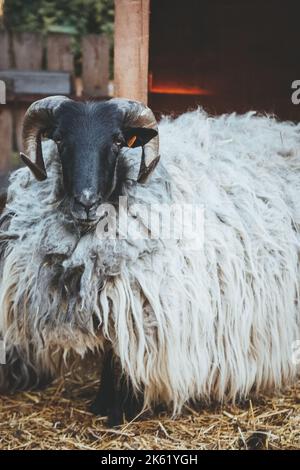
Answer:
xmin=114 ymin=137 xmax=123 ymax=147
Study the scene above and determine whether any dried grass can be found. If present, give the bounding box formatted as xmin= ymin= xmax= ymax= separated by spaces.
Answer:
xmin=0 ymin=370 xmax=299 ymax=450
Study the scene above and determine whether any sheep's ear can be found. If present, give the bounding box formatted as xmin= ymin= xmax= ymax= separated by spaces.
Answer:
xmin=124 ymin=127 xmax=158 ymax=148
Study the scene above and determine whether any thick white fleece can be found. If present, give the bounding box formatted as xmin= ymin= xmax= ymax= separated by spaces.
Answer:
xmin=0 ymin=109 xmax=300 ymax=411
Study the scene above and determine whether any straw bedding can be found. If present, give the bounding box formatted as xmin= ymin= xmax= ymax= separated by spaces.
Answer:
xmin=0 ymin=369 xmax=299 ymax=450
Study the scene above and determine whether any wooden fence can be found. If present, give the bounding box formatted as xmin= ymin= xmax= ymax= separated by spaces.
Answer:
xmin=0 ymin=30 xmax=110 ymax=183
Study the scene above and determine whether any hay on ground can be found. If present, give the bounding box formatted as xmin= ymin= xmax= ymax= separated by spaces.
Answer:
xmin=0 ymin=371 xmax=299 ymax=450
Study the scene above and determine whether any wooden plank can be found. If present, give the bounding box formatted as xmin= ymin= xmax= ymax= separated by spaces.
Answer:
xmin=0 ymin=107 xmax=13 ymax=173
xmin=13 ymin=32 xmax=43 ymax=70
xmin=0 ymin=70 xmax=71 ymax=95
xmin=5 ymin=93 xmax=110 ymax=105
xmin=0 ymin=31 xmax=11 ymax=69
xmin=114 ymin=0 xmax=150 ymax=103
xmin=82 ymin=34 xmax=109 ymax=96
xmin=47 ymin=33 xmax=74 ymax=73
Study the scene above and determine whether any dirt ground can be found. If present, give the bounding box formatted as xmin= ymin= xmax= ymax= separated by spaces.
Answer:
xmin=0 ymin=369 xmax=299 ymax=451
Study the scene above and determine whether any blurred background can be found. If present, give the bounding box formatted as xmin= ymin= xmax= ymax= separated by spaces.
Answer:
xmin=0 ymin=0 xmax=113 ymax=191
xmin=1 ymin=0 xmax=300 ymax=191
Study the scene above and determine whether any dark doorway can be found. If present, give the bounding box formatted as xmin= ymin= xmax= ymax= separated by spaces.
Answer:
xmin=148 ymin=0 xmax=300 ymax=120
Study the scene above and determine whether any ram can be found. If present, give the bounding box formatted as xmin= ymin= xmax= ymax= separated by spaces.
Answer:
xmin=0 ymin=96 xmax=299 ymax=425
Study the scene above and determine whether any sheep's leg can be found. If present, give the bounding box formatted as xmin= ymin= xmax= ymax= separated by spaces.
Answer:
xmin=107 ymin=371 xmax=143 ymax=427
xmin=90 ymin=350 xmax=143 ymax=426
xmin=90 ymin=349 xmax=114 ymax=416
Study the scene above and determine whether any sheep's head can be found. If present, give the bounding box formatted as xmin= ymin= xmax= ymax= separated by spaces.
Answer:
xmin=20 ymin=96 xmax=159 ymax=226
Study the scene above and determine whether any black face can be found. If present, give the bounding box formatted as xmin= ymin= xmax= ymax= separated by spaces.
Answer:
xmin=49 ymin=100 xmax=156 ymax=228
xmin=49 ymin=101 xmax=157 ymax=225
xmin=50 ymin=101 xmax=124 ymax=225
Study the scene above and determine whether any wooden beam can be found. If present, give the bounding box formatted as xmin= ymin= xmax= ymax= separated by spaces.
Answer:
xmin=0 ymin=70 xmax=72 ymax=95
xmin=114 ymin=0 xmax=150 ymax=104
xmin=82 ymin=34 xmax=110 ymax=97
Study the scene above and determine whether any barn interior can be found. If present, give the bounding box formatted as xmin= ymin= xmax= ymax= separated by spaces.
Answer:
xmin=148 ymin=0 xmax=300 ymax=120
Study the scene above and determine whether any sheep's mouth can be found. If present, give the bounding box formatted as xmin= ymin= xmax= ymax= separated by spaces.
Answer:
xmin=58 ymin=197 xmax=110 ymax=233
xmin=75 ymin=211 xmax=111 ymax=236
xmin=75 ymin=217 xmax=100 ymax=232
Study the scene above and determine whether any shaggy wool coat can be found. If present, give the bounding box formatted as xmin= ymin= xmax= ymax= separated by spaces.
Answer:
xmin=0 ymin=109 xmax=299 ymax=411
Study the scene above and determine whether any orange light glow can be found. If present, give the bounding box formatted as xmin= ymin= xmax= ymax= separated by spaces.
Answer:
xmin=149 ymin=85 xmax=213 ymax=96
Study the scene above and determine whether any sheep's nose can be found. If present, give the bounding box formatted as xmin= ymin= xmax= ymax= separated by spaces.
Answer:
xmin=77 ymin=194 xmax=98 ymax=212
xmin=72 ymin=193 xmax=100 ymax=222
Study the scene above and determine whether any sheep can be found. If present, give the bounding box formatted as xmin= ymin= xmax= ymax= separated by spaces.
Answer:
xmin=0 ymin=96 xmax=299 ymax=425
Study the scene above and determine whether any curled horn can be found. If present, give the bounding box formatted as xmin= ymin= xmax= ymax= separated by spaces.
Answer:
xmin=20 ymin=96 xmax=70 ymax=181
xmin=110 ymin=98 xmax=160 ymax=183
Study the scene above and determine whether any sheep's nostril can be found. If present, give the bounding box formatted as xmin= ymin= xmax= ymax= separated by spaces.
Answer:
xmin=80 ymin=201 xmax=97 ymax=215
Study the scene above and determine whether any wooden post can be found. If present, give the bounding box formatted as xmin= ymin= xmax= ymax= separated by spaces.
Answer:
xmin=0 ymin=107 xmax=13 ymax=173
xmin=82 ymin=34 xmax=110 ymax=97
xmin=0 ymin=31 xmax=10 ymax=69
xmin=13 ymin=32 xmax=43 ymax=70
xmin=114 ymin=0 xmax=150 ymax=104
xmin=47 ymin=33 xmax=74 ymax=73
